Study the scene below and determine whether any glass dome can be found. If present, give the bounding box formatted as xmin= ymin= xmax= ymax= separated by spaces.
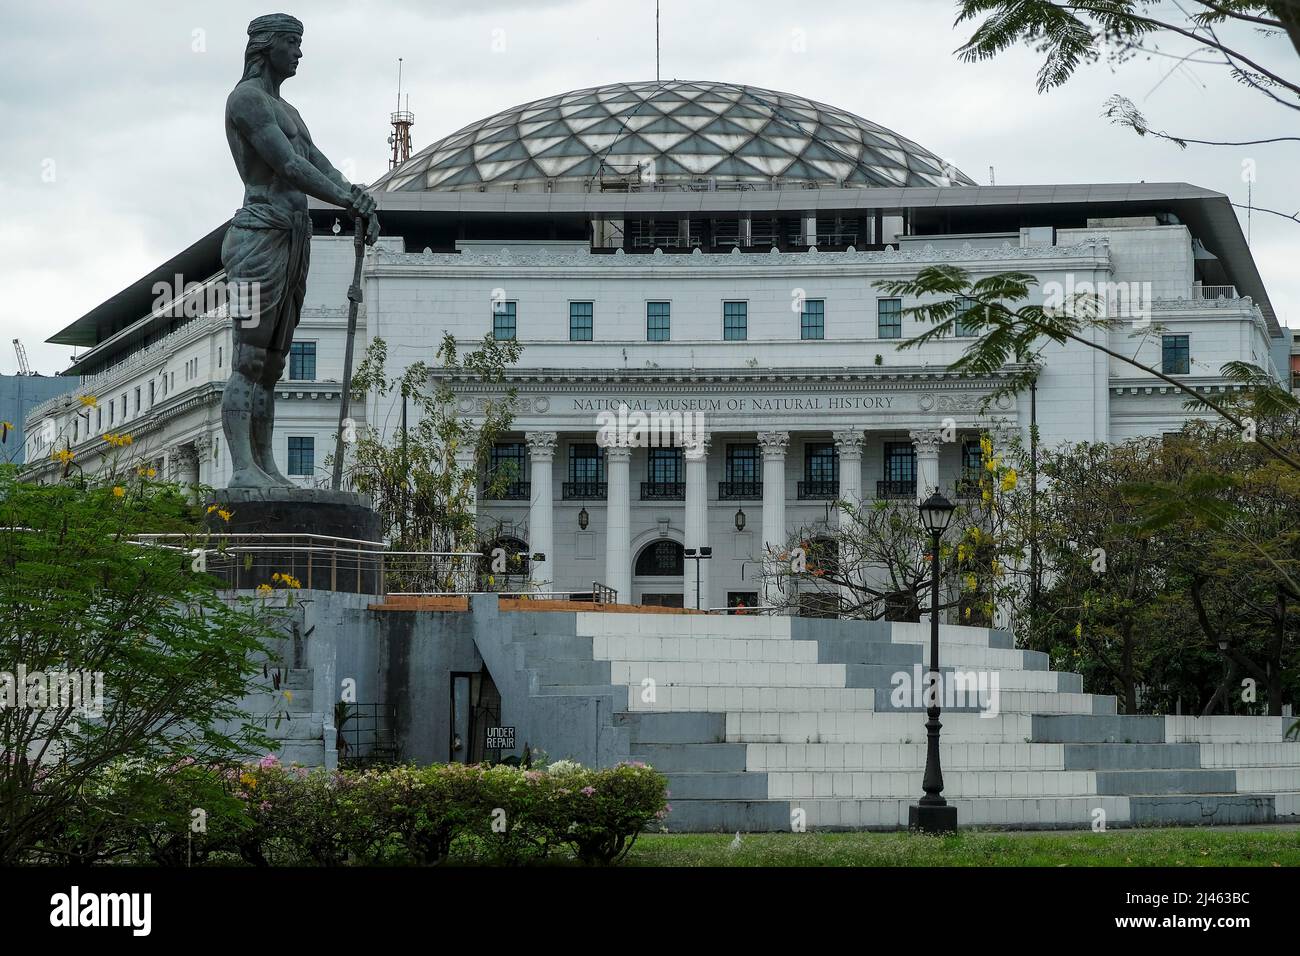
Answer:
xmin=373 ymin=80 xmax=975 ymax=193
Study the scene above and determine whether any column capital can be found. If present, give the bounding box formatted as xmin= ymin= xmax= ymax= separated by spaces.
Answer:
xmin=757 ymin=431 xmax=789 ymax=459
xmin=833 ymin=429 xmax=865 ymax=460
xmin=683 ymin=432 xmax=710 ymax=461
xmin=525 ymin=431 xmax=557 ymax=459
xmin=605 ymin=444 xmax=632 ymax=464
xmin=909 ymin=428 xmax=944 ymax=452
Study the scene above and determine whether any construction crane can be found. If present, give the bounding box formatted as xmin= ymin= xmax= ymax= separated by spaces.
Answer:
xmin=12 ymin=338 xmax=33 ymax=376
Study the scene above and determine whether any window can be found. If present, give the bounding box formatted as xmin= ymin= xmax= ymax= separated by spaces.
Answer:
xmin=726 ymin=444 xmax=758 ymax=483
xmin=492 ymin=301 xmax=517 ymax=341
xmin=121 ymin=393 xmax=127 ymax=419
xmin=488 ymin=442 xmax=526 ymax=483
xmin=108 ymin=402 xmax=114 ymax=425
xmin=805 ymin=442 xmax=838 ymax=485
xmin=287 ymin=436 xmax=314 ymax=476
xmin=635 ymin=540 xmax=684 ymax=576
xmin=878 ymin=298 xmax=902 ymax=339
xmin=289 ymin=341 xmax=317 ymax=380
xmin=648 ymin=446 xmax=683 ymax=484
xmin=727 ymin=592 xmax=759 ymax=613
xmin=961 ymin=439 xmax=983 ymax=481
xmin=884 ymin=442 xmax=916 ymax=483
xmin=723 ymin=301 xmax=747 ymax=341
xmin=954 ymin=296 xmax=978 ymax=337
xmin=1162 ymin=334 xmax=1190 ymax=374
xmin=96 ymin=409 xmax=102 ymax=431
xmin=134 ymin=387 xmax=141 ymax=413
xmin=568 ymin=443 xmax=605 ymax=483
xmin=647 ymin=301 xmax=671 ymax=341
xmin=149 ymin=381 xmax=155 ymax=407
xmin=218 ymin=346 xmax=223 ymax=368
xmin=569 ymin=301 xmax=593 ymax=341
xmin=800 ymin=299 xmax=825 ymax=340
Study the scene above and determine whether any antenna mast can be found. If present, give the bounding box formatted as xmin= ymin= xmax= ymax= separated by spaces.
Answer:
xmin=388 ymin=57 xmax=414 ymax=170
xmin=656 ymin=1 xmax=660 ymax=81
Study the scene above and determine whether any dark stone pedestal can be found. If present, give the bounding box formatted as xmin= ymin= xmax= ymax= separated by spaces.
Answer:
xmin=909 ymin=803 xmax=959 ymax=834
xmin=203 ymin=487 xmax=384 ymax=594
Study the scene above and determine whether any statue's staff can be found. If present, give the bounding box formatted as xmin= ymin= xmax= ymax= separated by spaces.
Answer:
xmin=331 ymin=214 xmax=368 ymax=491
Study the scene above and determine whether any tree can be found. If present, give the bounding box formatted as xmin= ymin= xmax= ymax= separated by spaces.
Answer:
xmin=0 ymin=462 xmax=280 ymax=864
xmin=955 ymin=1 xmax=1300 ymax=223
xmin=345 ymin=333 xmax=522 ymax=585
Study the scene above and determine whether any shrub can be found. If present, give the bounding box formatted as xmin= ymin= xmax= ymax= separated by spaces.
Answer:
xmin=549 ymin=763 xmax=669 ymax=865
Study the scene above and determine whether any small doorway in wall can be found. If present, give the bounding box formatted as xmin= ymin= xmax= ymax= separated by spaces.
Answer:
xmin=448 ymin=666 xmax=503 ymax=764
xmin=727 ymin=591 xmax=759 ymax=614
xmin=633 ymin=539 xmax=684 ymax=607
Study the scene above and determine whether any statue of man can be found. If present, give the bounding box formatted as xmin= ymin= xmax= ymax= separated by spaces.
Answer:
xmin=221 ymin=13 xmax=380 ymax=488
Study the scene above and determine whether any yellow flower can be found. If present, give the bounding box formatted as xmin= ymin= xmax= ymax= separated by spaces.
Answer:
xmin=964 ymin=574 xmax=978 ymax=592
xmin=981 ymin=488 xmax=992 ymax=505
xmin=1074 ymin=622 xmax=1083 ymax=639
xmin=256 ymin=583 xmax=273 ymax=595
xmin=78 ymin=395 xmax=98 ymax=408
xmin=956 ymin=543 xmax=969 ymax=563
xmin=984 ymin=456 xmax=1000 ymax=473
xmin=53 ymin=448 xmax=75 ymax=465
xmin=217 ymin=509 xmax=232 ymax=522
xmin=112 ymin=486 xmax=125 ymax=497
xmin=979 ymin=436 xmax=993 ymax=458
xmin=207 ymin=504 xmax=219 ymax=514
xmin=1000 ymin=468 xmax=1018 ymax=492
xmin=991 ymin=560 xmax=1004 ymax=577
xmin=239 ymin=772 xmax=257 ymax=789
xmin=147 ymin=467 xmax=157 ymax=478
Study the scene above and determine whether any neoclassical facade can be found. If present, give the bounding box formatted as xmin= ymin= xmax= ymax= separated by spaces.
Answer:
xmin=25 ymin=81 xmax=1286 ymax=610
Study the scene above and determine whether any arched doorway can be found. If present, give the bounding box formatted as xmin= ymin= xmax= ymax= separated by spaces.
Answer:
xmin=633 ymin=539 xmax=684 ymax=608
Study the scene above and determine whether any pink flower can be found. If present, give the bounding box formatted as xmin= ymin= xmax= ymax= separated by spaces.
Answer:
xmin=258 ymin=754 xmax=281 ymax=770
xmin=258 ymin=801 xmax=272 ymax=812
xmin=581 ymin=786 xmax=596 ymax=796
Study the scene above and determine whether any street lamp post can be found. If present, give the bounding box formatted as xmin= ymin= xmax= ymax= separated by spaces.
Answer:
xmin=683 ymin=546 xmax=713 ymax=611
xmin=909 ymin=491 xmax=958 ymax=834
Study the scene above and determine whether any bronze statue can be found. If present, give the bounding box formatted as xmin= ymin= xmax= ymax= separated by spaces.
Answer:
xmin=221 ymin=13 xmax=380 ymax=488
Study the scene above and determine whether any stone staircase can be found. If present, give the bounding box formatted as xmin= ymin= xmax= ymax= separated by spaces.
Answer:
xmin=225 ymin=667 xmax=327 ymax=767
xmin=532 ymin=612 xmax=1300 ymax=831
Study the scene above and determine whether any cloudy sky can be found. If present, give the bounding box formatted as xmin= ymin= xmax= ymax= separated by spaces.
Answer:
xmin=2 ymin=0 xmax=1297 ymax=374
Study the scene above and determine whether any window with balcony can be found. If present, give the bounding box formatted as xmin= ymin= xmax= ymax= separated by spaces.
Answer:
xmin=565 ymin=443 xmax=606 ymax=498
xmin=647 ymin=301 xmax=671 ymax=341
xmin=799 ymin=442 xmax=838 ymax=498
xmin=879 ymin=441 xmax=916 ymax=498
xmin=954 ymin=296 xmax=978 ymax=337
xmin=721 ymin=443 xmax=761 ymax=498
xmin=1162 ymin=334 xmax=1190 ymax=374
xmin=485 ymin=442 xmax=528 ymax=498
xmin=289 ymin=341 xmax=316 ymax=380
xmin=878 ymin=298 xmax=902 ymax=339
xmin=800 ymin=299 xmax=825 ymax=340
xmin=287 ymin=436 xmax=314 ymax=476
xmin=642 ymin=447 xmax=684 ymax=499
xmin=569 ymin=301 xmax=593 ymax=341
xmin=723 ymin=301 xmax=747 ymax=341
xmin=492 ymin=301 xmax=517 ymax=341
xmin=958 ymin=438 xmax=983 ymax=497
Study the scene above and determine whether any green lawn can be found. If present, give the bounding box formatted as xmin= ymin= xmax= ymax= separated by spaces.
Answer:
xmin=620 ymin=828 xmax=1300 ymax=867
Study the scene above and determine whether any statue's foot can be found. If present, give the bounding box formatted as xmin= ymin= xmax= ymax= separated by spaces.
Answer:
xmin=228 ymin=466 xmax=276 ymax=489
xmin=258 ymin=463 xmax=298 ymax=487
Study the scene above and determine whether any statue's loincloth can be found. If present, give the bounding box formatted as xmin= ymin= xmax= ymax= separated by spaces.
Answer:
xmin=221 ymin=203 xmax=311 ymax=353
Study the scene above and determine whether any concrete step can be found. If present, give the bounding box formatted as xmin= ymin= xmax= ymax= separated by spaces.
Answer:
xmin=768 ymin=769 xmax=1097 ymax=799
xmin=1201 ymin=742 xmax=1300 ymax=767
xmin=627 ymin=685 xmax=874 ymax=712
xmin=615 ymin=711 xmax=727 ymax=744
xmin=747 ymin=742 xmax=1069 ymax=772
xmin=610 ymin=660 xmax=849 ymax=687
xmin=1129 ymin=793 xmax=1275 ymax=826
xmin=725 ymin=710 xmax=1034 ymax=743
xmin=1031 ymin=715 xmax=1166 ymax=743
xmin=595 ymin=634 xmax=821 ymax=663
xmin=876 ymin=690 xmax=1101 ymax=716
xmin=578 ymin=612 xmax=794 ymax=640
xmin=845 ymin=663 xmax=1080 ymax=694
xmin=814 ymin=638 xmax=924 ymax=667
xmin=631 ymin=743 xmax=749 ymax=772
xmin=533 ymin=659 xmax=611 ymax=685
xmin=1063 ymin=743 xmax=1201 ymax=770
xmin=666 ymin=771 xmax=769 ymax=800
xmin=1235 ymin=767 xmax=1300 ymax=791
xmin=1094 ymin=769 xmax=1236 ymax=795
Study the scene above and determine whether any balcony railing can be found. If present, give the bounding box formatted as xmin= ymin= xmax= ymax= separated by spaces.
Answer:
xmin=640 ymin=481 xmax=685 ymax=500
xmin=877 ymin=480 xmax=917 ymax=499
xmin=797 ymin=480 xmax=839 ymax=500
xmin=1197 ymin=284 xmax=1238 ymax=300
xmin=718 ymin=480 xmax=763 ymax=500
xmin=481 ymin=480 xmax=530 ymax=500
xmin=562 ymin=481 xmax=607 ymax=500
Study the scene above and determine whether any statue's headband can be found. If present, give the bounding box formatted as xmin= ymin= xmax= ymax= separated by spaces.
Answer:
xmin=247 ymin=14 xmax=303 ymax=36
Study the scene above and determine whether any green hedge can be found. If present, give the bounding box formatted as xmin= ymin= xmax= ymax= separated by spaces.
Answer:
xmin=24 ymin=757 xmax=669 ymax=867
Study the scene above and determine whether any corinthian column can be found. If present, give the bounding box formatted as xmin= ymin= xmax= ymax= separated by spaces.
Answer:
xmin=683 ymin=433 xmax=710 ymax=610
xmin=758 ymin=431 xmax=789 ymax=606
xmin=910 ymin=428 xmax=943 ymax=503
xmin=604 ymin=446 xmax=632 ymax=603
xmin=526 ymin=431 xmax=557 ymax=590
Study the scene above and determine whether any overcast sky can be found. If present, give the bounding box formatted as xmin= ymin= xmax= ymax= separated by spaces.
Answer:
xmin=2 ymin=0 xmax=1297 ymax=374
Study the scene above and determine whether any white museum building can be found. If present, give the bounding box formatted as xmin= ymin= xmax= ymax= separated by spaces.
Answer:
xmin=25 ymin=80 xmax=1289 ymax=610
